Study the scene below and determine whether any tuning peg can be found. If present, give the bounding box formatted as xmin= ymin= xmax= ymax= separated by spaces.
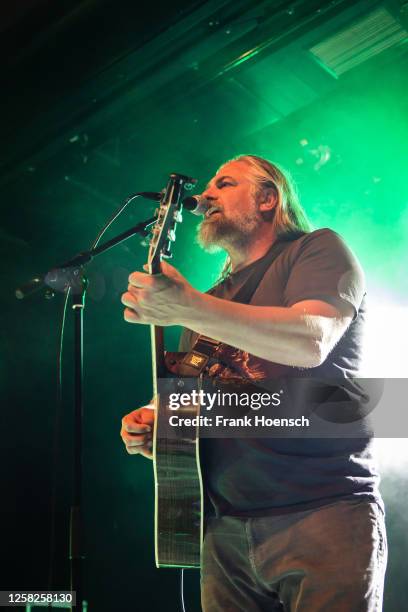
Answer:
xmin=162 ymin=247 xmax=173 ymax=259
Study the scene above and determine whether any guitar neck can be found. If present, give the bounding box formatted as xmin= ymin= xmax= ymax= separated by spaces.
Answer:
xmin=147 ymin=173 xmax=197 ymax=398
xmin=150 ymin=324 xmax=166 ymax=397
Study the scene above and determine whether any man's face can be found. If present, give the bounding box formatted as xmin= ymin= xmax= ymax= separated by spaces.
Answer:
xmin=197 ymin=160 xmax=263 ymax=252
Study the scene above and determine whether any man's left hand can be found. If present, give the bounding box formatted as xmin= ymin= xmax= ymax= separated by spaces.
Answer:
xmin=121 ymin=261 xmax=198 ymax=326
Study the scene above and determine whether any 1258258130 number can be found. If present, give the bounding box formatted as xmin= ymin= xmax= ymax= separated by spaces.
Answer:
xmin=0 ymin=591 xmax=74 ymax=607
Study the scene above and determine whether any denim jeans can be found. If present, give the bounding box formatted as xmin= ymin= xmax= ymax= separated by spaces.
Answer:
xmin=201 ymin=499 xmax=387 ymax=611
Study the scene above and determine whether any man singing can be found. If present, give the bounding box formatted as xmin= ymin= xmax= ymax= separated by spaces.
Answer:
xmin=120 ymin=154 xmax=387 ymax=611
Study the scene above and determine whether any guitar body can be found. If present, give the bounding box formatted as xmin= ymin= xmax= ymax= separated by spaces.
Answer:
xmin=153 ymin=377 xmax=204 ymax=568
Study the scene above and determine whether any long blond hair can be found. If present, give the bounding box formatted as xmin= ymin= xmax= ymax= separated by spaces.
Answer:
xmin=232 ymin=154 xmax=311 ymax=236
xmin=218 ymin=154 xmax=312 ymax=279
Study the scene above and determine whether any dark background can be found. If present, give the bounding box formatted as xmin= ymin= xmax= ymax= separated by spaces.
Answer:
xmin=1 ymin=1 xmax=408 ymax=610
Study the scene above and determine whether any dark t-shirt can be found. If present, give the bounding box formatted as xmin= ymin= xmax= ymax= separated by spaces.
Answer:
xmin=179 ymin=228 xmax=382 ymax=517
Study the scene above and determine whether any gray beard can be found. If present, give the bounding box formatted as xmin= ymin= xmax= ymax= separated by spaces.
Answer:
xmin=196 ymin=213 xmax=262 ymax=253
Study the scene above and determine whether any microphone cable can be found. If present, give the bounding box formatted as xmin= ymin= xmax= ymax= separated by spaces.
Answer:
xmin=180 ymin=569 xmax=187 ymax=612
xmin=90 ymin=193 xmax=143 ymax=250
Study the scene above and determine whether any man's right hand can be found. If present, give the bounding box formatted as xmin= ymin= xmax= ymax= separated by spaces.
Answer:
xmin=120 ymin=405 xmax=155 ymax=460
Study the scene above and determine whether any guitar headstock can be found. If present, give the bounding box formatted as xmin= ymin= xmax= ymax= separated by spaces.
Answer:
xmin=147 ymin=173 xmax=197 ymax=275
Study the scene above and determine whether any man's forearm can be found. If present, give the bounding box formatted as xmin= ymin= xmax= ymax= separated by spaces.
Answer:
xmin=183 ymin=291 xmax=323 ymax=368
xmin=123 ymin=262 xmax=344 ymax=368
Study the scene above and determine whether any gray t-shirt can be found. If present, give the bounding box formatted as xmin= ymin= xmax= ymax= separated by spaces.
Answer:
xmin=179 ymin=228 xmax=382 ymax=517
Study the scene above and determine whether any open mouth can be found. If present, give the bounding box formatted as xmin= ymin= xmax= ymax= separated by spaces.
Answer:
xmin=205 ymin=206 xmax=222 ymax=219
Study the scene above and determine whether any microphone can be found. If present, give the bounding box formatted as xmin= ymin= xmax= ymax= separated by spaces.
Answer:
xmin=140 ymin=191 xmax=209 ymax=216
xmin=182 ymin=195 xmax=209 ymax=216
xmin=137 ymin=191 xmax=162 ymax=201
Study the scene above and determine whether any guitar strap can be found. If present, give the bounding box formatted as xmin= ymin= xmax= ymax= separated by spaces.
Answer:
xmin=171 ymin=236 xmax=297 ymax=377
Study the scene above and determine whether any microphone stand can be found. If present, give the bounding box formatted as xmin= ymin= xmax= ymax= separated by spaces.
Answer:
xmin=16 ymin=215 xmax=156 ymax=611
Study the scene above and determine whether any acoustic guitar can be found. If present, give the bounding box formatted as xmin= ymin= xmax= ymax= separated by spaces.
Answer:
xmin=147 ymin=172 xmax=204 ymax=569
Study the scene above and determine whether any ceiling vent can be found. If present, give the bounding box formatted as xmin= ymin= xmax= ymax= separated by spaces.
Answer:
xmin=309 ymin=7 xmax=408 ymax=76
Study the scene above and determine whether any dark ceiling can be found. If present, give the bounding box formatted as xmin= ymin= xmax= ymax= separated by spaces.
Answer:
xmin=3 ymin=0 xmax=406 ymax=189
